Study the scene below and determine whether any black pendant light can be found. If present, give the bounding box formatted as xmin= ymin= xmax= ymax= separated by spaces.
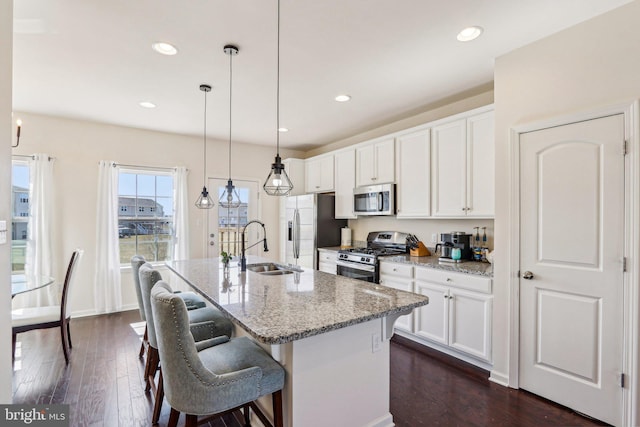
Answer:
xmin=219 ymin=45 xmax=242 ymax=209
xmin=195 ymin=84 xmax=215 ymax=209
xmin=263 ymin=0 xmax=293 ymax=196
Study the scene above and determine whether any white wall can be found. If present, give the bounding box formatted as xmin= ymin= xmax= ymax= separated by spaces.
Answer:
xmin=11 ymin=112 xmax=304 ymax=317
xmin=0 ymin=0 xmax=13 ymax=404
xmin=493 ymin=0 xmax=640 ymax=401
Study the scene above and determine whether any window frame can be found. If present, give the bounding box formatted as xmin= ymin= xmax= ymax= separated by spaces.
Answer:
xmin=117 ymin=167 xmax=175 ymax=266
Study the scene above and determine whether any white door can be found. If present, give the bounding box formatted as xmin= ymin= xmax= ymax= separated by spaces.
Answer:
xmin=519 ymin=114 xmax=625 ymax=426
xmin=413 ymin=281 xmax=449 ymax=346
xmin=207 ymin=178 xmax=260 ymax=259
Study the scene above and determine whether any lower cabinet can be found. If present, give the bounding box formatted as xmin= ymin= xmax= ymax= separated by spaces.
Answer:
xmin=413 ymin=267 xmax=493 ymax=363
xmin=317 ymin=249 xmax=338 ymax=274
xmin=379 ymin=262 xmax=414 ymax=333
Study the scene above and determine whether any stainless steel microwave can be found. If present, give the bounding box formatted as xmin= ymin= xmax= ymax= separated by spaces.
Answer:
xmin=353 ymin=184 xmax=395 ymax=216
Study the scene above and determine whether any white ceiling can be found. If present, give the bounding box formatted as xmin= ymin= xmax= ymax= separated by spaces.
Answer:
xmin=12 ymin=0 xmax=631 ymax=152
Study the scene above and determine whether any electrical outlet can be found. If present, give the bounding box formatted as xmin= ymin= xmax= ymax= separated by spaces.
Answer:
xmin=431 ymin=233 xmax=438 ymax=243
xmin=371 ymin=332 xmax=381 ymax=353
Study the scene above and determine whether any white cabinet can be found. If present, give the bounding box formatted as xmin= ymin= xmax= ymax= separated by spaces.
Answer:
xmin=355 ymin=138 xmax=395 ymax=187
xmin=413 ymin=267 xmax=492 ymax=362
xmin=431 ymin=109 xmax=494 ymax=218
xmin=317 ymin=249 xmax=338 ymax=274
xmin=282 ymin=158 xmax=306 ymax=196
xmin=396 ymin=129 xmax=430 ymax=218
xmin=379 ymin=262 xmax=414 ymax=333
xmin=305 ymin=155 xmax=334 ymax=193
xmin=334 ymin=149 xmax=357 ymax=219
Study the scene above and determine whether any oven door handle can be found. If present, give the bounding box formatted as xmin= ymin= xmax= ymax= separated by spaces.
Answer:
xmin=336 ymin=260 xmax=376 ymax=272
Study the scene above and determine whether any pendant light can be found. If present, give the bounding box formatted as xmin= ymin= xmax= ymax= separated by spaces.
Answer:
xmin=263 ymin=0 xmax=293 ymax=196
xmin=219 ymin=45 xmax=242 ymax=209
xmin=195 ymin=84 xmax=215 ymax=209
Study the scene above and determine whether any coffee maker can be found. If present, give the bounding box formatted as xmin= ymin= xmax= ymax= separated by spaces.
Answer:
xmin=436 ymin=232 xmax=473 ymax=263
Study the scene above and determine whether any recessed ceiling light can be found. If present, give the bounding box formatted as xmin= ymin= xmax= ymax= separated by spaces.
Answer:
xmin=456 ymin=26 xmax=483 ymax=42
xmin=335 ymin=94 xmax=351 ymax=102
xmin=151 ymin=42 xmax=178 ymax=56
xmin=278 ymin=127 xmax=289 ymax=132
xmin=139 ymin=101 xmax=156 ymax=109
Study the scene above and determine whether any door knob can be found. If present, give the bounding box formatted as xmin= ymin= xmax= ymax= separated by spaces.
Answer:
xmin=522 ymin=271 xmax=534 ymax=280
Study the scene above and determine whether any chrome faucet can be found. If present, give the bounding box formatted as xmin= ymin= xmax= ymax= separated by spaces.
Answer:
xmin=240 ymin=220 xmax=269 ymax=271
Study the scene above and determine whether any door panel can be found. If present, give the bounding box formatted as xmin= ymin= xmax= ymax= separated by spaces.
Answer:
xmin=414 ymin=281 xmax=449 ymax=345
xmin=207 ymin=178 xmax=259 ymax=259
xmin=519 ymin=114 xmax=624 ymax=426
xmin=449 ymin=289 xmax=492 ymax=361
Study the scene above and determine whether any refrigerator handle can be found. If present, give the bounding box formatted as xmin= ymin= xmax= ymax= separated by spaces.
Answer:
xmin=294 ymin=209 xmax=301 ymax=259
xmin=287 ymin=220 xmax=293 ymax=241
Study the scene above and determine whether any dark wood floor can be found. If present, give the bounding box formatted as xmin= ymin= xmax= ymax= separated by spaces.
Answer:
xmin=12 ymin=309 xmax=608 ymax=427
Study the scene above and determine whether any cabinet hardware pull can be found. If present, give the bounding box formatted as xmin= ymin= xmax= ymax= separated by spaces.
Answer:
xmin=446 ymin=278 xmax=452 ymax=282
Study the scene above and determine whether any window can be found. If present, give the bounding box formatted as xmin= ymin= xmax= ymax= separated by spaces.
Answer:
xmin=118 ymin=170 xmax=174 ymax=264
xmin=11 ymin=161 xmax=30 ymax=272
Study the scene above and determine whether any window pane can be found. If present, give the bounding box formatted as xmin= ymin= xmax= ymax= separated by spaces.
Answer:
xmin=137 ymin=174 xmax=155 ymax=197
xmin=119 ymin=173 xmax=136 ymax=196
xmin=156 ymin=175 xmax=173 ymax=197
xmin=156 ymin=197 xmax=173 ymax=217
xmin=11 ymin=162 xmax=30 ymax=272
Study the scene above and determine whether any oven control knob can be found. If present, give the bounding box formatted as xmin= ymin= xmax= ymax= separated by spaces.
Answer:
xmin=361 ymin=257 xmax=366 ymax=262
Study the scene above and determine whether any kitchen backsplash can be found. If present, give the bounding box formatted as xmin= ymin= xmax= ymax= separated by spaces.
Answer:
xmin=347 ymin=216 xmax=494 ymax=250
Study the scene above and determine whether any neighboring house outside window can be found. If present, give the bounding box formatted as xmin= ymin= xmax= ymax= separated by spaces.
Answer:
xmin=118 ymin=170 xmax=174 ymax=264
xmin=11 ymin=161 xmax=30 ymax=272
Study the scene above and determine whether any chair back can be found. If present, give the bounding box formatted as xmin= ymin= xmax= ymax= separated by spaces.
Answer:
xmin=61 ymin=249 xmax=84 ymax=320
xmin=150 ymin=282 xmax=221 ymax=412
xmin=130 ymin=255 xmax=147 ymax=321
xmin=138 ymin=262 xmax=163 ymax=348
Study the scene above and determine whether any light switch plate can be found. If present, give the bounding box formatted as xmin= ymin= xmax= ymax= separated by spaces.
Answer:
xmin=0 ymin=220 xmax=6 ymax=244
xmin=0 ymin=220 xmax=6 ymax=231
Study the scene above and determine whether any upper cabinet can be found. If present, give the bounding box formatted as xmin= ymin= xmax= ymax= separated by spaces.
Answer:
xmin=396 ymin=129 xmax=431 ymax=218
xmin=305 ymin=154 xmax=334 ymax=193
xmin=431 ymin=109 xmax=494 ymax=218
xmin=334 ymin=149 xmax=357 ymax=219
xmin=282 ymin=158 xmax=306 ymax=196
xmin=355 ymin=138 xmax=395 ymax=187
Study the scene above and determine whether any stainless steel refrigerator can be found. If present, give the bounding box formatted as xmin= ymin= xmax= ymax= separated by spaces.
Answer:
xmin=282 ymin=193 xmax=347 ymax=269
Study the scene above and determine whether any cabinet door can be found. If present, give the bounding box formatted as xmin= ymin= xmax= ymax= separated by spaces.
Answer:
xmin=379 ymin=274 xmax=413 ymax=333
xmin=355 ymin=144 xmax=376 ymax=187
xmin=334 ymin=149 xmax=357 ymax=219
xmin=413 ymin=281 xmax=449 ymax=345
xmin=305 ymin=155 xmax=334 ymax=193
xmin=448 ymin=288 xmax=492 ymax=361
xmin=374 ymin=138 xmax=395 ymax=184
xmin=431 ymin=119 xmax=466 ymax=217
xmin=466 ymin=111 xmax=495 ymax=217
xmin=396 ymin=130 xmax=430 ymax=218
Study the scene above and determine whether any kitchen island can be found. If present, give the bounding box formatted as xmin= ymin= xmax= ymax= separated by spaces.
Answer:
xmin=166 ymin=257 xmax=429 ymax=427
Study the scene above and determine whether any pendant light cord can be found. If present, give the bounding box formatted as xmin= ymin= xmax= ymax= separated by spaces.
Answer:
xmin=203 ymin=88 xmax=208 ymax=186
xmin=228 ymin=49 xmax=233 ymax=180
xmin=276 ymin=0 xmax=280 ymax=157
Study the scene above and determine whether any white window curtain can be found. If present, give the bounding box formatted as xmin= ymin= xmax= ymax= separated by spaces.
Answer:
xmin=172 ymin=166 xmax=190 ymax=261
xmin=17 ymin=154 xmax=55 ymax=308
xmin=94 ymin=160 xmax=122 ymax=313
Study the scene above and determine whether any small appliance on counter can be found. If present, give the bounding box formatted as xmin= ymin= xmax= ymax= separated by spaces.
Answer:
xmin=436 ymin=232 xmax=473 ymax=263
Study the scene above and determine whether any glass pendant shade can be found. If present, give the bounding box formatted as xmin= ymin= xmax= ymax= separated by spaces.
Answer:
xmin=263 ymin=155 xmax=293 ymax=196
xmin=219 ymin=179 xmax=242 ymax=208
xmin=195 ymin=186 xmax=214 ymax=209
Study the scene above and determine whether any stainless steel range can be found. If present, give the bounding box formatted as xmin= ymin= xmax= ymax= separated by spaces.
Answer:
xmin=337 ymin=231 xmax=409 ymax=283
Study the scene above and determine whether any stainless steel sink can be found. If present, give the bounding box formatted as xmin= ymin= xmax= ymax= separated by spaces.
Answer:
xmin=246 ymin=263 xmax=295 ymax=275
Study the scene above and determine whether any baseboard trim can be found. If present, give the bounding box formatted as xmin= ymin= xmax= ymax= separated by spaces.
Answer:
xmin=489 ymin=370 xmax=510 ymax=387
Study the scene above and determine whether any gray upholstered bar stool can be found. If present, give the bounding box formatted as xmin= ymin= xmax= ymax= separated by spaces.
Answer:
xmin=139 ymin=263 xmax=233 ymax=424
xmin=131 ymin=255 xmax=207 ymax=359
xmin=151 ymin=282 xmax=285 ymax=427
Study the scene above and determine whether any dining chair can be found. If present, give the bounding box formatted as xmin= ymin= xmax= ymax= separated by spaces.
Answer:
xmin=150 ymin=281 xmax=285 ymax=427
xmin=131 ymin=255 xmax=207 ymax=359
xmin=139 ymin=262 xmax=234 ymax=424
xmin=12 ymin=249 xmax=84 ymax=365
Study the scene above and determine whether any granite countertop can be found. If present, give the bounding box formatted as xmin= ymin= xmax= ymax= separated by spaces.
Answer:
xmin=318 ymin=246 xmax=493 ymax=277
xmin=166 ymin=257 xmax=429 ymax=345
